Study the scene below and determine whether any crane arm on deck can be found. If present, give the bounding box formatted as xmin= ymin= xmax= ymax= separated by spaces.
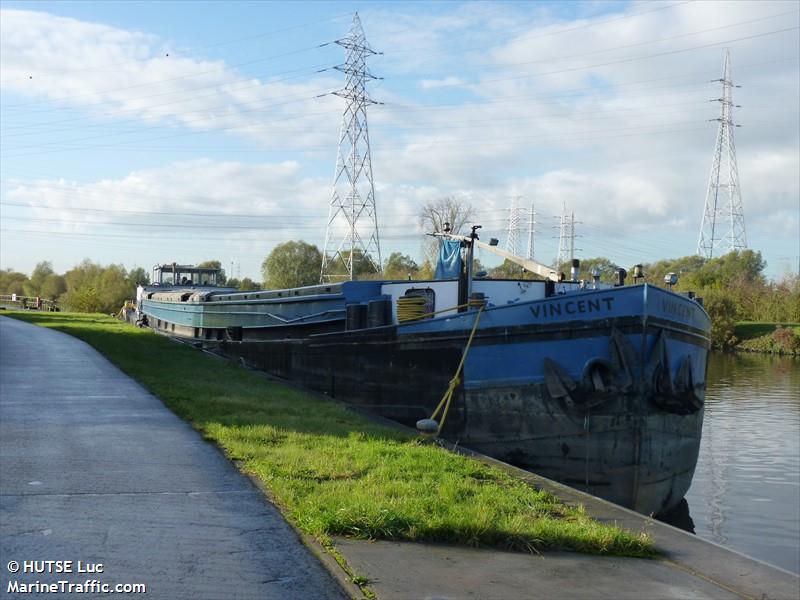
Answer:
xmin=473 ymin=239 xmax=559 ymax=281
xmin=434 ymin=232 xmax=560 ymax=282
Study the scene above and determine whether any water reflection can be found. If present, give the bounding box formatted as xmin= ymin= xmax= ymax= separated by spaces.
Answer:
xmin=671 ymin=353 xmax=800 ymax=574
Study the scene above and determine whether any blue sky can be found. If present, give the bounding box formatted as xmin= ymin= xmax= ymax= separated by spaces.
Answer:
xmin=1 ymin=0 xmax=798 ymax=281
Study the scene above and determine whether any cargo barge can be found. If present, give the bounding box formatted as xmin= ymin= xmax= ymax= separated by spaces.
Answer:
xmin=137 ymin=239 xmax=710 ymax=516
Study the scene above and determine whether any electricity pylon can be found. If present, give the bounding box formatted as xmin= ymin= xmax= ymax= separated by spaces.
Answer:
xmin=697 ymin=49 xmax=747 ymax=259
xmin=321 ymin=13 xmax=382 ymax=282
xmin=526 ymin=200 xmax=536 ymax=260
xmin=506 ymin=196 xmax=524 ymax=256
xmin=507 ymin=197 xmax=536 ymax=259
xmin=556 ymin=202 xmax=576 ymax=268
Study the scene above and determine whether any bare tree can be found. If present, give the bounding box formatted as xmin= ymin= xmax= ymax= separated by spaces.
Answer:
xmin=419 ymin=197 xmax=475 ymax=235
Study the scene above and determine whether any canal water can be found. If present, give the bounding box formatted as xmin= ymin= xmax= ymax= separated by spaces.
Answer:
xmin=669 ymin=352 xmax=800 ymax=574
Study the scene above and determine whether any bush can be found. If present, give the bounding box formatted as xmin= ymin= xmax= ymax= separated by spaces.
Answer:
xmin=702 ymin=290 xmax=738 ymax=350
xmin=773 ymin=326 xmax=800 ymax=353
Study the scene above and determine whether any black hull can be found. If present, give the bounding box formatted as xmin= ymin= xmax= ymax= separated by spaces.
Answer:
xmin=196 ymin=318 xmax=706 ymax=516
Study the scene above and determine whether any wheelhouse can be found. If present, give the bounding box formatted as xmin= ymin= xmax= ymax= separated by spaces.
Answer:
xmin=152 ymin=263 xmax=223 ymax=287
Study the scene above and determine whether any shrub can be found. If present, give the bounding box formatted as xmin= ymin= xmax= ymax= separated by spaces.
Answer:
xmin=702 ymin=290 xmax=738 ymax=350
xmin=773 ymin=326 xmax=800 ymax=353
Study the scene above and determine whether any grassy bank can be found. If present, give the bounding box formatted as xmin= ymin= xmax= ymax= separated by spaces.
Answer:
xmin=734 ymin=322 xmax=800 ymax=356
xmin=5 ymin=311 xmax=652 ymax=557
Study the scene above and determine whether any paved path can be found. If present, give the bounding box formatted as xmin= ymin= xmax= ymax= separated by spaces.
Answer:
xmin=0 ymin=317 xmax=345 ymax=599
xmin=337 ymin=539 xmax=746 ymax=600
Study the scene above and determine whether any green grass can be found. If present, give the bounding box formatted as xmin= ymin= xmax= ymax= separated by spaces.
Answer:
xmin=5 ymin=311 xmax=653 ymax=557
xmin=734 ymin=321 xmax=800 ymax=356
xmin=734 ymin=321 xmax=800 ymax=341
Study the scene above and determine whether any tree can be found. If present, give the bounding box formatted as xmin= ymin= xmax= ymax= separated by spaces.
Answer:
xmin=325 ymin=248 xmax=380 ymax=280
xmin=577 ymin=257 xmax=620 ymax=283
xmin=61 ymin=259 xmax=134 ymax=313
xmin=646 ymin=255 xmax=707 ymax=285
xmin=490 ymin=259 xmax=529 ymax=280
xmin=702 ymin=288 xmax=739 ymax=349
xmin=238 ymin=277 xmax=260 ymax=291
xmin=686 ymin=249 xmax=765 ymax=290
xmin=29 ymin=261 xmax=55 ymax=295
xmin=383 ymin=252 xmax=419 ymax=280
xmin=642 ymin=251 xmax=764 ymax=291
xmin=225 ymin=277 xmax=260 ymax=291
xmin=64 ymin=259 xmax=103 ymax=295
xmin=417 ymin=260 xmax=435 ymax=280
xmin=261 ymin=241 xmax=322 ymax=289
xmin=98 ymin=264 xmax=134 ymax=309
xmin=63 ymin=286 xmax=104 ymax=313
xmin=419 ymin=196 xmax=475 ymax=235
xmin=419 ymin=197 xmax=476 ymax=279
xmin=0 ymin=269 xmax=29 ymax=295
xmin=39 ymin=274 xmax=66 ymax=300
xmin=127 ymin=267 xmax=150 ymax=287
xmin=197 ymin=260 xmax=227 ymax=285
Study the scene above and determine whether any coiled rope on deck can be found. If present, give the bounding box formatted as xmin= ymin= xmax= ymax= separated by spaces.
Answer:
xmin=397 ymin=298 xmax=476 ymax=323
xmin=396 ymin=296 xmax=428 ymax=322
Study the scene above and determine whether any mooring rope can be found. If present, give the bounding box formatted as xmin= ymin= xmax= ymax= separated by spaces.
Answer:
xmin=425 ymin=304 xmax=485 ymax=436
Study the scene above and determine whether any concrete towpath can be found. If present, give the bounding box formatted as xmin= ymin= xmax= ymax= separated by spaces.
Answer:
xmin=3 ymin=315 xmax=798 ymax=600
xmin=0 ymin=316 xmax=346 ymax=599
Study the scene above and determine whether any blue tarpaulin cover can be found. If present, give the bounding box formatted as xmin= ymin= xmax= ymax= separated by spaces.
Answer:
xmin=434 ymin=240 xmax=462 ymax=279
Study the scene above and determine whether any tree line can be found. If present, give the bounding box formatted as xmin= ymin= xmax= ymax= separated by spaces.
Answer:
xmin=2 ymin=198 xmax=796 ymax=349
xmin=4 ymin=247 xmax=796 ymax=342
xmin=1 ymin=260 xmax=149 ymax=314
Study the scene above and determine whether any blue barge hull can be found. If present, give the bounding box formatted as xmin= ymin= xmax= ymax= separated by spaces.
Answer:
xmin=140 ymin=280 xmax=710 ymax=515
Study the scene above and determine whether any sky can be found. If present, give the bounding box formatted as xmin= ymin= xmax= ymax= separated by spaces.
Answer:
xmin=1 ymin=0 xmax=798 ymax=282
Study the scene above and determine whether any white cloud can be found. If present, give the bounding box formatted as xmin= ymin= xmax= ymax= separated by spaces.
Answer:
xmin=1 ymin=2 xmax=797 ymax=277
xmin=0 ymin=9 xmax=341 ymax=149
xmin=7 ymin=158 xmax=317 ymax=226
xmin=419 ymin=76 xmax=466 ymax=90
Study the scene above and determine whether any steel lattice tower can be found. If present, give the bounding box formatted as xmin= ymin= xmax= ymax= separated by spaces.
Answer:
xmin=556 ymin=203 xmax=575 ymax=268
xmin=321 ymin=13 xmax=382 ymax=282
xmin=697 ymin=49 xmax=747 ymax=258
xmin=506 ymin=196 xmax=525 ymax=256
xmin=526 ymin=200 xmax=536 ymax=260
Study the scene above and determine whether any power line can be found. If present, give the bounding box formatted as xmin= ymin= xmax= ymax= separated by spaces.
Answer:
xmin=0 ymin=215 xmax=325 ymax=230
xmin=0 ymin=199 xmax=562 ymax=225
xmin=0 ymin=95 xmax=715 ymax=149
xmin=384 ymin=26 xmax=799 ymax=93
xmin=11 ymin=52 xmax=789 ymax=140
xmin=383 ymin=0 xmax=694 ymax=59
xmin=0 ymin=119 xmax=712 ymax=159
xmin=387 ymin=9 xmax=799 ymax=79
xmin=5 ymin=23 xmax=793 ymax=139
xmin=4 ymin=49 xmax=793 ymax=157
xmin=1 ymin=86 xmax=340 ymax=154
xmin=1 ymin=12 xmax=352 ymax=85
xmin=0 ymin=227 xmax=420 ymax=242
xmin=383 ymin=56 xmax=798 ymax=113
xmin=2 ymin=41 xmax=338 ymax=112
xmin=0 ymin=62 xmax=338 ymax=134
xmin=1 ymin=80 xmax=714 ymax=149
